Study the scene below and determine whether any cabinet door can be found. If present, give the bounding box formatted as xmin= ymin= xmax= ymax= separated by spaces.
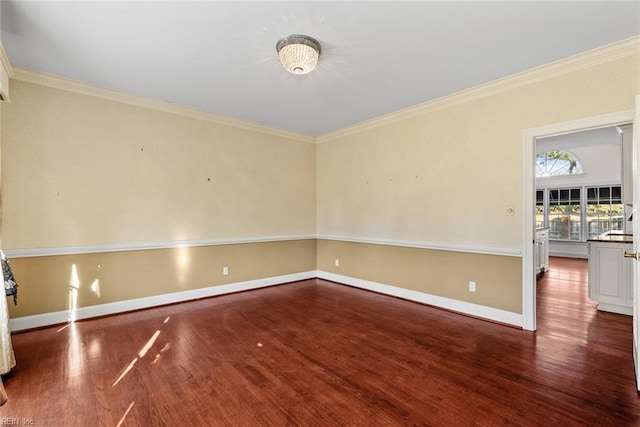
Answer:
xmin=534 ymin=231 xmax=541 ymax=274
xmin=624 ymin=253 xmax=634 ymax=301
xmin=539 ymin=229 xmax=549 ymax=271
xmin=592 ymin=245 xmax=625 ymax=302
xmin=534 ymin=229 xmax=549 ymax=273
xmin=592 ymin=244 xmax=631 ymax=305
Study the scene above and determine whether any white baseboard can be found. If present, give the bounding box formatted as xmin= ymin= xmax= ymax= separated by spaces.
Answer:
xmin=9 ymin=271 xmax=316 ymax=332
xmin=10 ymin=269 xmax=524 ymax=332
xmin=596 ymin=302 xmax=633 ymax=316
xmin=316 ymin=270 xmax=523 ymax=328
xmin=548 ymin=242 xmax=588 ymax=259
xmin=549 ymin=251 xmax=588 ymax=259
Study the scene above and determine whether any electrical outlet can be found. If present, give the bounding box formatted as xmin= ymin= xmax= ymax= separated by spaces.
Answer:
xmin=335 ymin=259 xmax=340 ymax=267
xmin=469 ymin=281 xmax=476 ymax=292
xmin=223 ymin=266 xmax=229 ymax=275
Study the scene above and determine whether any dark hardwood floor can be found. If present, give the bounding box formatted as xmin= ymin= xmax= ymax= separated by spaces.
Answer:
xmin=0 ymin=257 xmax=638 ymax=426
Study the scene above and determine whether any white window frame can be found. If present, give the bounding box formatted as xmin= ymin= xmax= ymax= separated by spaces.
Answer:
xmin=536 ymin=184 xmax=622 ymax=242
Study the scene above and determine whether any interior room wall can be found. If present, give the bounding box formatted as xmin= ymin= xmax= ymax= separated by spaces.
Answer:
xmin=3 ymin=80 xmax=317 ymax=248
xmin=1 ymin=79 xmax=317 ymax=323
xmin=316 ymin=53 xmax=640 ymax=318
xmin=8 ymin=239 xmax=317 ymax=319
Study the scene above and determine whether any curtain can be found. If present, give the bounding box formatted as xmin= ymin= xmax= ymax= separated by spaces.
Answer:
xmin=0 ymin=252 xmax=16 ymax=375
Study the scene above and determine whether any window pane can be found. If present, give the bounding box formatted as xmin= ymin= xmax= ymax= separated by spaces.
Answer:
xmin=549 ymin=207 xmax=581 ymax=240
xmin=536 ymin=151 xmax=583 ymax=177
xmin=547 ymin=187 xmax=582 ymax=241
xmin=535 ymin=190 xmax=545 ymax=228
xmin=586 ymin=185 xmax=624 ymax=239
xmin=571 ymin=188 xmax=580 ymax=201
xmin=560 ymin=189 xmax=569 ymax=202
xmin=611 ymin=186 xmax=622 ymax=203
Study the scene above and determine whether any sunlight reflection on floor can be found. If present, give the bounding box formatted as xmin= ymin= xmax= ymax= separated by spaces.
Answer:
xmin=116 ymin=401 xmax=135 ymax=427
xmin=138 ymin=330 xmax=161 ymax=358
xmin=112 ymin=357 xmax=138 ymax=387
xmin=112 ymin=317 xmax=173 ymax=387
xmin=68 ymin=264 xmax=80 ymax=323
xmin=67 ymin=323 xmax=83 ymax=378
xmin=152 ymin=343 xmax=171 ymax=367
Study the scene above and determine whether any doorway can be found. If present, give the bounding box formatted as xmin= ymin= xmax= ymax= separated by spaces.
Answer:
xmin=522 ymin=110 xmax=635 ymax=331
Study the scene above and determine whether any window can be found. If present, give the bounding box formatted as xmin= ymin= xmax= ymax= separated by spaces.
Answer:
xmin=586 ymin=186 xmax=624 ymax=239
xmin=536 ymin=151 xmax=582 ymax=177
xmin=536 ymin=190 xmax=544 ymax=228
xmin=536 ymin=185 xmax=623 ymax=241
xmin=548 ymin=188 xmax=581 ymax=240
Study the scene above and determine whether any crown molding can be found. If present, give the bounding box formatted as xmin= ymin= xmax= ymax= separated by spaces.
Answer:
xmin=317 ymin=36 xmax=640 ymax=144
xmin=11 ymin=67 xmax=316 ymax=144
xmin=9 ymin=36 xmax=639 ymax=145
xmin=0 ymin=41 xmax=14 ymax=79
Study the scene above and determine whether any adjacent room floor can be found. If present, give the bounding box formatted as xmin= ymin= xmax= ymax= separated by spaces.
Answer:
xmin=0 ymin=257 xmax=637 ymax=425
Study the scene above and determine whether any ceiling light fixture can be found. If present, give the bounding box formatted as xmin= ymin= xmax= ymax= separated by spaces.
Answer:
xmin=276 ymin=34 xmax=321 ymax=75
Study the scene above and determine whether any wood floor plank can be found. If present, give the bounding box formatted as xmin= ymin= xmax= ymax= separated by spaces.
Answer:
xmin=0 ymin=257 xmax=638 ymax=425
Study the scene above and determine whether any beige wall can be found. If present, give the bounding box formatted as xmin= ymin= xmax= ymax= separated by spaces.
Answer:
xmin=1 ymin=79 xmax=318 ymax=320
xmin=8 ymin=239 xmax=316 ymax=318
xmin=2 ymin=80 xmax=316 ymax=249
xmin=317 ymin=53 xmax=640 ymax=314
xmin=318 ymin=54 xmax=640 ymax=247
xmin=317 ymin=240 xmax=521 ymax=313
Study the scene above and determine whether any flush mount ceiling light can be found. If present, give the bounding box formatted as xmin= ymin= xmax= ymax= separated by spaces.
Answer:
xmin=276 ymin=34 xmax=321 ymax=75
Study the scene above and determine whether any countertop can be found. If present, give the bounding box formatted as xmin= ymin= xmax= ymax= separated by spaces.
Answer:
xmin=587 ymin=230 xmax=633 ymax=244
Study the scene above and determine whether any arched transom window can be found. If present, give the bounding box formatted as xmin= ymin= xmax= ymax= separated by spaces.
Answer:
xmin=536 ymin=150 xmax=582 ymax=177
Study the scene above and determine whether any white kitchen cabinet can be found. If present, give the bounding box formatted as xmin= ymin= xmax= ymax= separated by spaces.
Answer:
xmin=535 ymin=227 xmax=549 ymax=275
xmin=588 ymin=239 xmax=633 ymax=315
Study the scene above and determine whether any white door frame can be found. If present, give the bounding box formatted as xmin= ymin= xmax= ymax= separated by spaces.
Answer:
xmin=631 ymin=96 xmax=640 ymax=390
xmin=522 ymin=109 xmax=635 ymax=331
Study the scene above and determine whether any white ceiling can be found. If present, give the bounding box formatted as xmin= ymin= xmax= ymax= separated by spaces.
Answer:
xmin=1 ymin=1 xmax=639 ymax=137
